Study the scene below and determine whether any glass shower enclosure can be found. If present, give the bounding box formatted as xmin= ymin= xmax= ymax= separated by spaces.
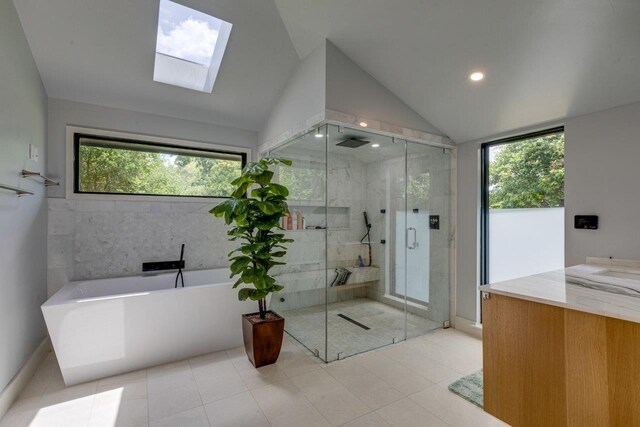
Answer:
xmin=268 ymin=124 xmax=452 ymax=362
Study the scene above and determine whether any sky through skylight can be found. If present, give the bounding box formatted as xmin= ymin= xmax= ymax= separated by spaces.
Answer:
xmin=156 ymin=0 xmax=221 ymax=65
xmin=153 ymin=0 xmax=232 ymax=92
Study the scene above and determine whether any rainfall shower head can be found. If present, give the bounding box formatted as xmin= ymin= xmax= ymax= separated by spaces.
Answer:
xmin=336 ymin=138 xmax=370 ymax=149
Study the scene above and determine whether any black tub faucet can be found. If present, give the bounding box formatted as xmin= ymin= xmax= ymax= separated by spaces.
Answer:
xmin=175 ymin=244 xmax=185 ymax=288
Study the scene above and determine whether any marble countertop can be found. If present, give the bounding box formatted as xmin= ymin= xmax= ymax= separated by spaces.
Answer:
xmin=479 ymin=257 xmax=640 ymax=324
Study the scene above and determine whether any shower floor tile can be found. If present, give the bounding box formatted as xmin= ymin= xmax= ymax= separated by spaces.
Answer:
xmin=279 ymin=298 xmax=442 ymax=361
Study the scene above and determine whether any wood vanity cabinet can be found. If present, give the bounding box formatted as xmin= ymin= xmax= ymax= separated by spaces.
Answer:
xmin=482 ymin=293 xmax=640 ymax=427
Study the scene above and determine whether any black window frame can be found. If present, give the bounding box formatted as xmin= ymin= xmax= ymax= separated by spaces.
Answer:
xmin=479 ymin=126 xmax=564 ymax=318
xmin=73 ymin=133 xmax=247 ymax=199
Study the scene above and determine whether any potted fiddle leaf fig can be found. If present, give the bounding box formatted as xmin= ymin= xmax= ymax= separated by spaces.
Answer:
xmin=210 ymin=157 xmax=293 ymax=368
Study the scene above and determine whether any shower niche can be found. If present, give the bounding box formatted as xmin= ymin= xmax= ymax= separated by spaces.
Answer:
xmin=284 ymin=205 xmax=350 ymax=231
xmin=268 ymin=124 xmax=452 ymax=362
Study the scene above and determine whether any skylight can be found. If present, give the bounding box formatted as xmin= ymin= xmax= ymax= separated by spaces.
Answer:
xmin=153 ymin=0 xmax=232 ymax=92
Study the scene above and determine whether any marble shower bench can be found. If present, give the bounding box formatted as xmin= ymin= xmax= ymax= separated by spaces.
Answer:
xmin=275 ymin=266 xmax=380 ymax=294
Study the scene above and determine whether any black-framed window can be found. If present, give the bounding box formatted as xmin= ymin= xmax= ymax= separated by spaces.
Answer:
xmin=480 ymin=126 xmax=565 ymax=317
xmin=74 ymin=133 xmax=246 ymax=198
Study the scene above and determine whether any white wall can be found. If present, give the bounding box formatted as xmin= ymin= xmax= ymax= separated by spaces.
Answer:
xmin=455 ymin=102 xmax=640 ymax=323
xmin=565 ymin=102 xmax=640 ymax=265
xmin=489 ymin=208 xmax=564 ymax=283
xmin=47 ymin=98 xmax=258 ymax=198
xmin=455 ymin=141 xmax=480 ymax=321
xmin=0 ymin=0 xmax=48 ymax=393
xmin=325 ymin=42 xmax=443 ymax=136
xmin=259 ymin=42 xmax=326 ymax=151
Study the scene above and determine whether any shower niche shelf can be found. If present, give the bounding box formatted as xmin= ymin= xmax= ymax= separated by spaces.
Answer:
xmin=286 ymin=203 xmax=350 ymax=230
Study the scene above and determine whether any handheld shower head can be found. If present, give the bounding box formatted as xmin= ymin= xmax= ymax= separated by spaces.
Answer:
xmin=360 ymin=212 xmax=372 ymax=267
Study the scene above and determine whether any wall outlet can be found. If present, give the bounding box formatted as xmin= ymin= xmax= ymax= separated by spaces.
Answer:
xmin=29 ymin=144 xmax=39 ymax=162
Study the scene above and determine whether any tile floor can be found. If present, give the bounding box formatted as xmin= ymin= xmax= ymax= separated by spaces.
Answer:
xmin=0 ymin=329 xmax=507 ymax=427
xmin=281 ymin=299 xmax=442 ymax=361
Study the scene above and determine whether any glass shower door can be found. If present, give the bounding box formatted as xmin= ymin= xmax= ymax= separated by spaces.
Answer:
xmin=396 ymin=142 xmax=451 ymax=338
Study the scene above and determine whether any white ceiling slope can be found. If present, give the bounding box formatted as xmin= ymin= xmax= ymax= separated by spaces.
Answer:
xmin=275 ymin=0 xmax=640 ymax=143
xmin=13 ymin=0 xmax=300 ymax=131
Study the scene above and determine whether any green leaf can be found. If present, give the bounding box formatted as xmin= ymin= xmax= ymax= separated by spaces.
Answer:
xmin=241 ymin=268 xmax=258 ymax=284
xmin=210 ymin=156 xmax=293 ymax=302
xmin=255 ymin=201 xmax=278 ymax=215
xmin=241 ymin=243 xmax=266 ymax=254
xmin=244 ymin=162 xmax=266 ymax=176
xmin=254 ymin=171 xmax=274 ymax=186
xmin=238 ymin=288 xmax=252 ymax=301
xmin=249 ymin=289 xmax=269 ymax=301
xmin=251 ymin=187 xmax=270 ymax=199
xmin=232 ymin=277 xmax=244 ymax=289
xmin=230 ymin=176 xmax=246 ymax=186
xmin=231 ymin=182 xmax=250 ymax=199
xmin=269 ymin=183 xmax=289 ymax=197
xmin=230 ymin=257 xmax=251 ymax=275
xmin=209 ymin=201 xmax=230 ymax=217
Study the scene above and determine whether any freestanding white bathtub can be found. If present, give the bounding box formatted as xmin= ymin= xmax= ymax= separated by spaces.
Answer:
xmin=42 ymin=268 xmax=261 ymax=385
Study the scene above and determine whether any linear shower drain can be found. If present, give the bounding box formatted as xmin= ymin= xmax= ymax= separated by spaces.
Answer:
xmin=337 ymin=313 xmax=370 ymax=330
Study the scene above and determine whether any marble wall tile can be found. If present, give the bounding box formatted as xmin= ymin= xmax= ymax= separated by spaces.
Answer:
xmin=47 ymin=235 xmax=74 ymax=269
xmin=46 ymin=198 xmax=238 ymax=295
xmin=48 ymin=210 xmax=75 ymax=235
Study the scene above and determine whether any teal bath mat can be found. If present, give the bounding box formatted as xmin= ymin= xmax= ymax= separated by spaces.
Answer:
xmin=448 ymin=369 xmax=483 ymax=408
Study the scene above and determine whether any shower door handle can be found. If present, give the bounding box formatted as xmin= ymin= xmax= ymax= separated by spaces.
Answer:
xmin=407 ymin=227 xmax=418 ymax=250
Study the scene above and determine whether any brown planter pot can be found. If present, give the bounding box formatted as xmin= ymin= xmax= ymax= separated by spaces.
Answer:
xmin=242 ymin=311 xmax=285 ymax=368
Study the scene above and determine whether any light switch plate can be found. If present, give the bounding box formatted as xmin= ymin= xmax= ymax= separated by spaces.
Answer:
xmin=29 ymin=144 xmax=39 ymax=162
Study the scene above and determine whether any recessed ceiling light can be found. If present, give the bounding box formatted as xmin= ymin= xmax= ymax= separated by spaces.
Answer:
xmin=469 ymin=72 xmax=484 ymax=82
xmin=371 ymin=143 xmax=380 ymax=148
xmin=359 ymin=122 xmax=368 ymax=127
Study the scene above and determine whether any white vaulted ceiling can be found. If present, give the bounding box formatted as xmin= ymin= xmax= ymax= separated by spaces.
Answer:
xmin=13 ymin=0 xmax=640 ymax=142
xmin=13 ymin=0 xmax=300 ymax=131
xmin=276 ymin=0 xmax=640 ymax=142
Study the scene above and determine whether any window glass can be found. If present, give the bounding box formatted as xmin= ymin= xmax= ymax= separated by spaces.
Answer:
xmin=75 ymin=134 xmax=245 ymax=198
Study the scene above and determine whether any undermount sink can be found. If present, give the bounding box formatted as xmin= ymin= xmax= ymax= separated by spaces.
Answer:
xmin=593 ymin=269 xmax=640 ymax=281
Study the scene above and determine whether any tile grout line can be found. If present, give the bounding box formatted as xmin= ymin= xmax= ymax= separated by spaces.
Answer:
xmin=145 ymin=368 xmax=151 ymax=426
xmin=407 ymin=384 xmax=468 ymax=427
xmin=225 ymin=348 xmax=275 ymax=426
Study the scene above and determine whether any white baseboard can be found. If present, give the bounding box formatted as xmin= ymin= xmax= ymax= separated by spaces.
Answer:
xmin=454 ymin=316 xmax=483 ymax=340
xmin=0 ymin=337 xmax=51 ymax=419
